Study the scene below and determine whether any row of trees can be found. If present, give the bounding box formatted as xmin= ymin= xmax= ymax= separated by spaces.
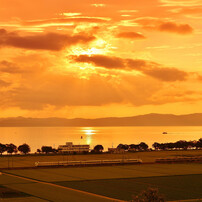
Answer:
xmin=91 ymin=143 xmax=149 ymax=153
xmin=1 ymin=138 xmax=202 ymax=155
xmin=37 ymin=146 xmax=58 ymax=154
xmin=0 ymin=143 xmax=30 ymax=155
xmin=0 ymin=144 xmax=57 ymax=155
xmin=117 ymin=142 xmax=149 ymax=151
xmin=152 ymin=138 xmax=202 ymax=151
xmin=113 ymin=139 xmax=202 ymax=152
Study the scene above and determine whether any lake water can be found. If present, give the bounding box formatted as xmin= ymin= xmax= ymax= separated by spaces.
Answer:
xmin=0 ymin=126 xmax=201 ymax=153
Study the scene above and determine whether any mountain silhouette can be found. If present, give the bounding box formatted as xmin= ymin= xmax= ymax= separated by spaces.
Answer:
xmin=0 ymin=113 xmax=202 ymax=127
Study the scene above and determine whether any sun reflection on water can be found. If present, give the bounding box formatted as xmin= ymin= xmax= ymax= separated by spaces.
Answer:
xmin=81 ymin=128 xmax=96 ymax=145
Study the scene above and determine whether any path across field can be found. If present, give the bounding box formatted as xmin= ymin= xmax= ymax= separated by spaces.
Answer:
xmin=0 ymin=172 xmax=117 ymax=202
xmin=0 ymin=163 xmax=202 ymax=201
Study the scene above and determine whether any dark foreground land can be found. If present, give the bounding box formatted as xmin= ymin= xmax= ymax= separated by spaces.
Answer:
xmin=0 ymin=163 xmax=202 ymax=201
xmin=0 ymin=150 xmax=202 ymax=201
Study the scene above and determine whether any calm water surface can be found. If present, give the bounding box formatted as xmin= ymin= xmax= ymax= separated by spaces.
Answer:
xmin=0 ymin=126 xmax=201 ymax=153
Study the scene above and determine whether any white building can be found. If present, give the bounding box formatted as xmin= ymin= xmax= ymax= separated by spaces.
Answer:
xmin=58 ymin=142 xmax=90 ymax=153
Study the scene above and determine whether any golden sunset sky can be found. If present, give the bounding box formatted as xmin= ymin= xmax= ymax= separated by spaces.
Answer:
xmin=0 ymin=0 xmax=202 ymax=118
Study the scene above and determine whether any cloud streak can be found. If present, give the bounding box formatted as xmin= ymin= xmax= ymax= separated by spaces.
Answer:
xmin=158 ymin=22 xmax=193 ymax=34
xmin=117 ymin=32 xmax=146 ymax=39
xmin=0 ymin=29 xmax=95 ymax=51
xmin=71 ymin=55 xmax=188 ymax=82
xmin=135 ymin=18 xmax=193 ymax=35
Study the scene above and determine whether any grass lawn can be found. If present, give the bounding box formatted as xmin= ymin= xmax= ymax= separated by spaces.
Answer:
xmin=0 ymin=197 xmax=46 ymax=201
xmin=0 ymin=149 xmax=201 ymax=168
xmin=0 ymin=173 xmax=113 ymax=202
xmin=0 ymin=185 xmax=30 ymax=199
xmin=5 ymin=164 xmax=202 ymax=182
xmin=54 ymin=174 xmax=202 ymax=201
xmin=2 ymin=163 xmax=202 ymax=201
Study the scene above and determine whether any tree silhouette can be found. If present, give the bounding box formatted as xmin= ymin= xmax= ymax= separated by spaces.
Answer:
xmin=6 ymin=144 xmax=17 ymax=154
xmin=129 ymin=144 xmax=139 ymax=151
xmin=18 ymin=143 xmax=30 ymax=154
xmin=196 ymin=138 xmax=202 ymax=149
xmin=117 ymin=144 xmax=129 ymax=150
xmin=41 ymin=146 xmax=53 ymax=154
xmin=93 ymin=145 xmax=104 ymax=153
xmin=0 ymin=143 xmax=7 ymax=155
xmin=151 ymin=139 xmax=202 ymax=151
xmin=152 ymin=142 xmax=160 ymax=150
xmin=139 ymin=142 xmax=149 ymax=151
xmin=37 ymin=149 xmax=41 ymax=154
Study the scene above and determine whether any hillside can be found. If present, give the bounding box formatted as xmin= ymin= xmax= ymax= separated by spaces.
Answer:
xmin=0 ymin=113 xmax=202 ymax=126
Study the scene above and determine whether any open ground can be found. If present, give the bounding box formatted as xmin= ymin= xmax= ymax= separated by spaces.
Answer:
xmin=0 ymin=163 xmax=202 ymax=201
xmin=0 ymin=150 xmax=202 ymax=169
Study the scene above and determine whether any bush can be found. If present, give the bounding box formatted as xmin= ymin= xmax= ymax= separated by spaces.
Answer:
xmin=131 ymin=187 xmax=165 ymax=202
xmin=93 ymin=145 xmax=104 ymax=153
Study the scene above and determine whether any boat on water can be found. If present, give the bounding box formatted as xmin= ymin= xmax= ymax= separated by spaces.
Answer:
xmin=162 ymin=132 xmax=168 ymax=134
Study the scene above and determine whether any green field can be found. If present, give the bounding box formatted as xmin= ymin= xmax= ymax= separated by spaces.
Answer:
xmin=0 ymin=185 xmax=30 ymax=199
xmin=0 ymin=149 xmax=201 ymax=168
xmin=55 ymin=174 xmax=202 ymax=201
xmin=1 ymin=163 xmax=202 ymax=201
xmin=5 ymin=164 xmax=202 ymax=182
xmin=0 ymin=173 xmax=112 ymax=202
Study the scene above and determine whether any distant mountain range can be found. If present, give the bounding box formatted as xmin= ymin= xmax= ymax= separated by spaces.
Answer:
xmin=0 ymin=113 xmax=202 ymax=127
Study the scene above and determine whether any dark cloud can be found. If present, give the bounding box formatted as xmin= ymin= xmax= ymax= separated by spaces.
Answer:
xmin=71 ymin=55 xmax=125 ymax=69
xmin=0 ymin=29 xmax=95 ymax=51
xmin=0 ymin=60 xmax=22 ymax=74
xmin=117 ymin=32 xmax=146 ymax=39
xmin=158 ymin=22 xmax=193 ymax=34
xmin=71 ymin=55 xmax=188 ymax=82
xmin=143 ymin=67 xmax=188 ymax=82
xmin=126 ymin=59 xmax=150 ymax=70
xmin=135 ymin=18 xmax=193 ymax=35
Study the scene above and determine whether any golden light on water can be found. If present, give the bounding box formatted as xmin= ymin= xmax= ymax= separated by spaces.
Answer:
xmin=82 ymin=128 xmax=95 ymax=136
xmin=86 ymin=136 xmax=92 ymax=145
xmin=81 ymin=128 xmax=97 ymax=145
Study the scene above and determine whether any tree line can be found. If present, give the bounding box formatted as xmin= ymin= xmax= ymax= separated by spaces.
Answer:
xmin=152 ymin=138 xmax=202 ymax=150
xmin=0 ymin=138 xmax=201 ymax=155
xmin=117 ymin=142 xmax=149 ymax=151
xmin=0 ymin=143 xmax=30 ymax=155
xmin=115 ymin=139 xmax=202 ymax=152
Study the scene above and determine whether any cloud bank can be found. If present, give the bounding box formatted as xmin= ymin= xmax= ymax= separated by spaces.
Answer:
xmin=0 ymin=29 xmax=95 ymax=51
xmin=71 ymin=55 xmax=188 ymax=82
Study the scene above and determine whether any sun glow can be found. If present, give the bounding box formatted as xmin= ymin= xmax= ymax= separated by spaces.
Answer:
xmin=71 ymin=47 xmax=104 ymax=56
xmin=82 ymin=128 xmax=96 ymax=136
xmin=81 ymin=128 xmax=97 ymax=145
xmin=86 ymin=136 xmax=92 ymax=145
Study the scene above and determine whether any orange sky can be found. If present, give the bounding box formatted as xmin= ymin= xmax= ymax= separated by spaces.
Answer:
xmin=0 ymin=0 xmax=202 ymax=118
